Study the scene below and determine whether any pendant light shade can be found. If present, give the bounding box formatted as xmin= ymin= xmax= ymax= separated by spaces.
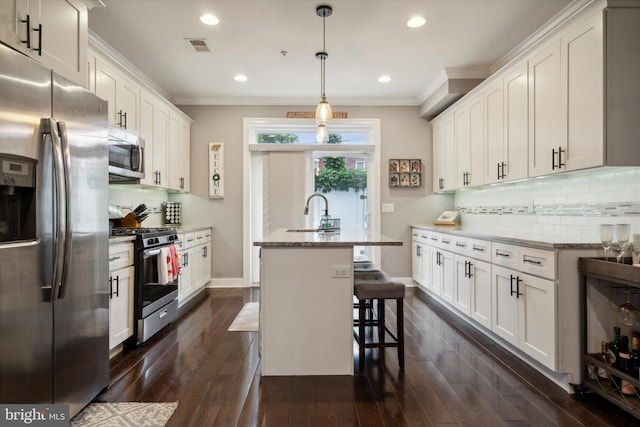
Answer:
xmin=315 ymin=5 xmax=332 ymax=140
xmin=315 ymin=97 xmax=332 ymax=124
xmin=316 ymin=123 xmax=328 ymax=143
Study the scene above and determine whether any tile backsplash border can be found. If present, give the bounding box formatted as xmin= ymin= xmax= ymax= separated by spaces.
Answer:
xmin=454 ymin=168 xmax=640 ymax=242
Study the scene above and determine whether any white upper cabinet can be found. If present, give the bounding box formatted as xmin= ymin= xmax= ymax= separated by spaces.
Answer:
xmin=139 ymin=89 xmax=169 ymax=188
xmin=0 ymin=0 xmax=88 ymax=85
xmin=432 ymin=113 xmax=455 ymax=192
xmin=562 ymin=11 xmax=604 ymax=171
xmin=435 ymin=3 xmax=640 ymax=186
xmin=95 ymin=57 xmax=140 ymax=134
xmin=528 ymin=40 xmax=563 ymax=177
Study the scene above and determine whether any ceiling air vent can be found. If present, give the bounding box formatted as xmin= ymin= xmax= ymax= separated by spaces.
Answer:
xmin=186 ymin=38 xmax=210 ymax=53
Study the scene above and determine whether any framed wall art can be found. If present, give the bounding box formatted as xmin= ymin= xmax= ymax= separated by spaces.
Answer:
xmin=389 ymin=159 xmax=421 ymax=187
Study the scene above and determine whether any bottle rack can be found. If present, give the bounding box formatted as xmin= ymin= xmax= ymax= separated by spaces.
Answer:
xmin=580 ymin=257 xmax=640 ymax=419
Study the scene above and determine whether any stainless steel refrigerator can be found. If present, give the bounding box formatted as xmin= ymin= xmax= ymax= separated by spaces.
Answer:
xmin=0 ymin=43 xmax=109 ymax=417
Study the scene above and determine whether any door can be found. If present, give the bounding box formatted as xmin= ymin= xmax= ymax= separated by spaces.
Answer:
xmin=440 ymin=250 xmax=455 ymax=305
xmin=484 ymin=79 xmax=504 ymax=184
xmin=109 ymin=266 xmax=134 ymax=349
xmin=470 ymin=259 xmax=492 ymax=329
xmin=0 ymin=43 xmax=53 ymax=404
xmin=518 ymin=273 xmax=556 ymax=369
xmin=52 ymin=72 xmax=109 ymax=414
xmin=491 ymin=265 xmax=518 ymax=346
xmin=412 ymin=239 xmax=423 ymax=284
xmin=503 ymin=62 xmax=528 ymax=181
xmin=454 ymin=255 xmax=471 ymax=316
xmin=528 ymin=40 xmax=563 ymax=177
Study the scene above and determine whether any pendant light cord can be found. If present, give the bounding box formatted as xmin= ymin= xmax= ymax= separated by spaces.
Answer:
xmin=321 ymin=13 xmax=326 ymax=98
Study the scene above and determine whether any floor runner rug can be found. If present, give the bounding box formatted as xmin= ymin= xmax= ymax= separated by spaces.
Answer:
xmin=71 ymin=402 xmax=178 ymax=427
xmin=228 ymin=302 xmax=259 ymax=331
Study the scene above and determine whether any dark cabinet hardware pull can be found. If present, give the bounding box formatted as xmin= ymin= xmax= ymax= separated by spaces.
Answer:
xmin=496 ymin=251 xmax=511 ymax=258
xmin=472 ymin=245 xmax=485 ymax=252
xmin=468 ymin=262 xmax=473 ymax=278
xmin=558 ymin=146 xmax=565 ymax=168
xmin=510 ymin=275 xmax=515 ymax=296
xmin=117 ymin=110 xmax=122 ymax=128
xmin=497 ymin=162 xmax=501 ymax=180
xmin=523 ymin=258 xmax=542 ymax=265
xmin=123 ymin=112 xmax=127 ymax=129
xmin=500 ymin=162 xmax=506 ymax=179
xmin=442 ymin=239 xmax=450 ymax=244
xmin=552 ymin=148 xmax=557 ymax=170
xmin=114 ymin=276 xmax=120 ymax=297
xmin=516 ymin=276 xmax=523 ymax=298
xmin=33 ymin=24 xmax=42 ymax=55
xmin=109 ymin=256 xmax=121 ymax=262
xmin=456 ymin=242 xmax=466 ymax=247
xmin=430 ymin=237 xmax=438 ymax=241
xmin=109 ymin=276 xmax=113 ymax=298
xmin=21 ymin=15 xmax=31 ymax=48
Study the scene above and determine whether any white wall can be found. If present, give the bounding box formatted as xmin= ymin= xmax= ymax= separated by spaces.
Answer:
xmin=169 ymin=105 xmax=450 ymax=282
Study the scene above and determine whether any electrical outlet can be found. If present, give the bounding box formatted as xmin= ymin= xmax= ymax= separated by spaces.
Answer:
xmin=331 ymin=265 xmax=350 ymax=278
xmin=381 ymin=203 xmax=394 ymax=213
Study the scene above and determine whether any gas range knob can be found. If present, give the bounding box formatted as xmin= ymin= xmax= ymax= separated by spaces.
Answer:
xmin=147 ymin=238 xmax=155 ymax=245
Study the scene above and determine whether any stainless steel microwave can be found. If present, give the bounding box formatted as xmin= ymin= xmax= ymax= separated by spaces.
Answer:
xmin=108 ymin=127 xmax=144 ymax=182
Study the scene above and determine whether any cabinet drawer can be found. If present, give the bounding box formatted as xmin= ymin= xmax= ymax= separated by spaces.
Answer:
xmin=411 ymin=228 xmax=429 ymax=245
xmin=195 ymin=229 xmax=211 ymax=245
xmin=109 ymin=242 xmax=134 ymax=271
xmin=493 ymin=242 xmax=555 ymax=280
xmin=180 ymin=232 xmax=196 ymax=249
xmin=468 ymin=238 xmax=492 ymax=262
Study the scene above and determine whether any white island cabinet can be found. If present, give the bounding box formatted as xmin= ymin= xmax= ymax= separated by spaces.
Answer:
xmin=254 ymin=229 xmax=402 ymax=376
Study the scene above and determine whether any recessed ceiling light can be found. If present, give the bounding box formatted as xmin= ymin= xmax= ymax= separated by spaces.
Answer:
xmin=234 ymin=74 xmax=247 ymax=82
xmin=200 ymin=14 xmax=219 ymax=26
xmin=406 ymin=16 xmax=426 ymax=28
xmin=378 ymin=76 xmax=391 ymax=83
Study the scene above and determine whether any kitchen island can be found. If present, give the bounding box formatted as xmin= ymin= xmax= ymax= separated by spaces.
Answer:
xmin=254 ymin=229 xmax=402 ymax=376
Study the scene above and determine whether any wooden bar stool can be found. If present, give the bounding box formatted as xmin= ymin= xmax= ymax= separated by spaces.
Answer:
xmin=354 ymin=278 xmax=405 ymax=371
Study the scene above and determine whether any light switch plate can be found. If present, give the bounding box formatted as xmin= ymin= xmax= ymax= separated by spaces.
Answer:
xmin=381 ymin=203 xmax=395 ymax=213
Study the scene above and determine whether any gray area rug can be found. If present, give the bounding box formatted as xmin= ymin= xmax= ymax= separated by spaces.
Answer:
xmin=228 ymin=302 xmax=259 ymax=331
xmin=71 ymin=402 xmax=178 ymax=427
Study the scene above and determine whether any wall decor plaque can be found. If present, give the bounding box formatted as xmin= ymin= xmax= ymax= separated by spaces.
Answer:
xmin=209 ymin=143 xmax=224 ymax=199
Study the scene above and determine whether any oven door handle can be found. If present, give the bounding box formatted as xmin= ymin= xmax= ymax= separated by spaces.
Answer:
xmin=144 ymin=248 xmax=161 ymax=257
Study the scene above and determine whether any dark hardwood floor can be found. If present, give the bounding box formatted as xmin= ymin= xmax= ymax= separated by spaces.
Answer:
xmin=98 ymin=287 xmax=638 ymax=426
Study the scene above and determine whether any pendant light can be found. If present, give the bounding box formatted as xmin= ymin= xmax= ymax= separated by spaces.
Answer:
xmin=315 ymin=4 xmax=333 ymax=141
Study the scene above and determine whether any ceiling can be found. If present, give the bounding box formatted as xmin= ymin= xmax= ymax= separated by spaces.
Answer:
xmin=88 ymin=0 xmax=576 ymax=107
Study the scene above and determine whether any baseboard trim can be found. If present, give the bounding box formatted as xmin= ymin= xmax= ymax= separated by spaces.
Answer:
xmin=205 ymin=277 xmax=416 ymax=288
xmin=207 ymin=277 xmax=247 ymax=288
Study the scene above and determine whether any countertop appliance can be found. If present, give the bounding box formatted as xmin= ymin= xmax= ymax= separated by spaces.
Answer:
xmin=0 ymin=43 xmax=109 ymax=417
xmin=111 ymin=227 xmax=180 ymax=347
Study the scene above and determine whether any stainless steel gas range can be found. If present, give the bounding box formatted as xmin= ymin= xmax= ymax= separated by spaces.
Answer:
xmin=112 ymin=227 xmax=180 ymax=347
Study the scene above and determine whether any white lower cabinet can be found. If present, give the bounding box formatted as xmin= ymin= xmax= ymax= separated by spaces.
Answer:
xmin=108 ymin=241 xmax=134 ymax=351
xmin=492 ymin=265 xmax=556 ymax=370
xmin=454 ymin=254 xmax=491 ymax=326
xmin=193 ymin=229 xmax=212 ymax=293
xmin=177 ymin=232 xmax=195 ymax=305
xmin=411 ymin=228 xmax=565 ymax=373
xmin=433 ymin=249 xmax=454 ymax=305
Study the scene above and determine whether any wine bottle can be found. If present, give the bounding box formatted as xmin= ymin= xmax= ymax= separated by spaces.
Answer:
xmin=610 ymin=326 xmax=621 ymax=370
xmin=619 ymin=335 xmax=635 ymax=395
xmin=631 ymin=331 xmax=640 ymax=380
xmin=597 ymin=341 xmax=613 ymax=386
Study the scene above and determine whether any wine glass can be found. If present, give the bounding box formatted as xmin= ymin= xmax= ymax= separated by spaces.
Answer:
xmin=614 ymin=224 xmax=631 ymax=263
xmin=599 ymin=224 xmax=614 ymax=261
xmin=619 ymin=290 xmax=637 ymax=326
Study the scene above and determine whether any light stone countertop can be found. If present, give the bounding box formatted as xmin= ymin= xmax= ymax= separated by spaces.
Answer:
xmin=254 ymin=228 xmax=403 ymax=247
xmin=411 ymin=224 xmax=601 ymax=249
xmin=170 ymin=225 xmax=212 ymax=233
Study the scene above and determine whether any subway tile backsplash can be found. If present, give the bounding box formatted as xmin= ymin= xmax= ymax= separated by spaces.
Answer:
xmin=454 ymin=168 xmax=640 ymax=243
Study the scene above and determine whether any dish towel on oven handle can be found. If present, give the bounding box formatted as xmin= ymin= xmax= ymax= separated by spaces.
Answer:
xmin=169 ymin=245 xmax=182 ymax=280
xmin=157 ymin=247 xmax=172 ymax=285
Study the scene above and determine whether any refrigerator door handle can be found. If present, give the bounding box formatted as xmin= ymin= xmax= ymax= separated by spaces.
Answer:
xmin=56 ymin=121 xmax=73 ymax=300
xmin=44 ymin=118 xmax=68 ymax=302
